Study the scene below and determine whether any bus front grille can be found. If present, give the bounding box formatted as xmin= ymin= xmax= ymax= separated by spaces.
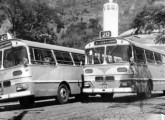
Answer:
xmin=95 ymin=76 xmax=104 ymax=82
xmin=95 ymin=76 xmax=114 ymax=82
xmin=106 ymin=76 xmax=114 ymax=81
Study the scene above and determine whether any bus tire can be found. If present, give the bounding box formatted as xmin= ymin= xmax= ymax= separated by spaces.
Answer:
xmin=101 ymin=93 xmax=114 ymax=101
xmin=143 ymin=82 xmax=152 ymax=99
xmin=19 ymin=96 xmax=34 ymax=107
xmin=56 ymin=84 xmax=70 ymax=104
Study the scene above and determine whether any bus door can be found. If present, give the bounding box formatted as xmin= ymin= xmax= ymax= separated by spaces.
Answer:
xmin=133 ymin=47 xmax=151 ymax=93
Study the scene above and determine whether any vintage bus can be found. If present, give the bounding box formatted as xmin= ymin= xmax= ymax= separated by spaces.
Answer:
xmin=83 ymin=32 xmax=165 ymax=100
xmin=0 ymin=37 xmax=85 ymax=106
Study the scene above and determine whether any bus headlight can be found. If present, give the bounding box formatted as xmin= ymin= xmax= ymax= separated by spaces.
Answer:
xmin=85 ymin=69 xmax=93 ymax=74
xmin=16 ymin=83 xmax=29 ymax=91
xmin=84 ymin=82 xmax=91 ymax=88
xmin=117 ymin=67 xmax=127 ymax=72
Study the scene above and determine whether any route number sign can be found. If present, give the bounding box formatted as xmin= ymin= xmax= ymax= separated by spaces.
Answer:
xmin=99 ymin=31 xmax=111 ymax=38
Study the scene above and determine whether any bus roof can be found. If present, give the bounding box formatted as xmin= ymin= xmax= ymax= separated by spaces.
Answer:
xmin=0 ymin=39 xmax=84 ymax=54
xmin=85 ymin=37 xmax=165 ymax=55
xmin=124 ymin=38 xmax=165 ymax=55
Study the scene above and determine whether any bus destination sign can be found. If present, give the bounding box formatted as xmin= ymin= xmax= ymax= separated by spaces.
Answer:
xmin=94 ymin=39 xmax=117 ymax=45
xmin=99 ymin=31 xmax=111 ymax=38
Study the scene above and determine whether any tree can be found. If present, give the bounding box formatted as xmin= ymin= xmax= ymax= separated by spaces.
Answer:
xmin=0 ymin=0 xmax=64 ymax=44
xmin=60 ymin=18 xmax=102 ymax=49
xmin=131 ymin=1 xmax=165 ymax=44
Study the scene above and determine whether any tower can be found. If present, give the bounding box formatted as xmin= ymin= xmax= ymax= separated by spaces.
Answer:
xmin=103 ymin=0 xmax=118 ymax=37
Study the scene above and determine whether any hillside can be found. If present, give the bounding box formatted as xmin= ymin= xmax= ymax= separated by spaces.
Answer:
xmin=45 ymin=0 xmax=148 ymax=34
xmin=1 ymin=0 xmax=163 ymax=48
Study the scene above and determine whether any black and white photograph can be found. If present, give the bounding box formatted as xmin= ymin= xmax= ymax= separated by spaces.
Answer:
xmin=0 ymin=0 xmax=165 ymax=120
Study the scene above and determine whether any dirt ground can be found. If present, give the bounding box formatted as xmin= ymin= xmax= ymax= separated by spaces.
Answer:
xmin=1 ymin=92 xmax=165 ymax=120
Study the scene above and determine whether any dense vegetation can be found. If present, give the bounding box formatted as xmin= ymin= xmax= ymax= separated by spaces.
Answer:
xmin=0 ymin=0 xmax=165 ymax=48
xmin=131 ymin=1 xmax=165 ymax=43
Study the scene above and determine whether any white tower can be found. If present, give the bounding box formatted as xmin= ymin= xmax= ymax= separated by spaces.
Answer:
xmin=103 ymin=0 xmax=118 ymax=37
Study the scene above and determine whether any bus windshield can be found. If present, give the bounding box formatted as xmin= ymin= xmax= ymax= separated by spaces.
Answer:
xmin=86 ymin=47 xmax=105 ymax=65
xmin=106 ymin=45 xmax=132 ymax=63
xmin=85 ymin=45 xmax=132 ymax=65
xmin=3 ymin=46 xmax=28 ymax=68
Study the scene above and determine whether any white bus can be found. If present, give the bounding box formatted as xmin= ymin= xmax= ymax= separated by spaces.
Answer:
xmin=83 ymin=33 xmax=165 ymax=100
xmin=0 ymin=37 xmax=85 ymax=106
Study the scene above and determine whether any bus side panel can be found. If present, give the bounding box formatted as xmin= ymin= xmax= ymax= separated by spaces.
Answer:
xmin=147 ymin=64 xmax=165 ymax=91
xmin=31 ymin=65 xmax=83 ymax=97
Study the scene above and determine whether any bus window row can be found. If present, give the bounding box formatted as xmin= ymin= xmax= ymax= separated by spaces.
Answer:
xmin=0 ymin=47 xmax=85 ymax=69
xmin=85 ymin=45 xmax=165 ymax=65
xmin=134 ymin=47 xmax=164 ymax=64
xmin=30 ymin=47 xmax=85 ymax=66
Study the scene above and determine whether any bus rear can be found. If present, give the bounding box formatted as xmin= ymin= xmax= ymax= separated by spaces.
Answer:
xmin=83 ymin=37 xmax=135 ymax=100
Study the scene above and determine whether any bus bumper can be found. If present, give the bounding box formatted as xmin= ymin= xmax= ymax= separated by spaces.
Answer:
xmin=0 ymin=91 xmax=32 ymax=101
xmin=83 ymin=88 xmax=134 ymax=93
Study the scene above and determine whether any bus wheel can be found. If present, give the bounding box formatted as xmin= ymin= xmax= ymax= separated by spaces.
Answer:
xmin=57 ymin=84 xmax=70 ymax=104
xmin=144 ymin=82 xmax=152 ymax=99
xmin=101 ymin=93 xmax=114 ymax=101
xmin=19 ymin=96 xmax=34 ymax=107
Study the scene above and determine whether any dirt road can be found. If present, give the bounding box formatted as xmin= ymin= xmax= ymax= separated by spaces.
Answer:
xmin=1 ymin=92 xmax=165 ymax=120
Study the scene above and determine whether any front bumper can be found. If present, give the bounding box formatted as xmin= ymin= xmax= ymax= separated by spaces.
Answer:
xmin=83 ymin=88 xmax=134 ymax=93
xmin=0 ymin=91 xmax=32 ymax=101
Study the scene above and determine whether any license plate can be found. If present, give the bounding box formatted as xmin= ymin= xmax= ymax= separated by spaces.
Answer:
xmin=102 ymin=84 xmax=107 ymax=89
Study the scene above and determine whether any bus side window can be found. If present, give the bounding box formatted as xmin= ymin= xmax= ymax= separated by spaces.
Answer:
xmin=134 ymin=47 xmax=145 ymax=64
xmin=72 ymin=53 xmax=80 ymax=65
xmin=54 ymin=51 xmax=64 ymax=64
xmin=33 ymin=49 xmax=44 ymax=64
xmin=79 ymin=54 xmax=85 ymax=65
xmin=54 ymin=51 xmax=73 ymax=65
xmin=145 ymin=50 xmax=155 ymax=63
xmin=63 ymin=52 xmax=73 ymax=65
xmin=154 ymin=53 xmax=162 ymax=64
xmin=72 ymin=53 xmax=85 ymax=65
xmin=42 ymin=50 xmax=55 ymax=65
xmin=32 ymin=48 xmax=55 ymax=65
